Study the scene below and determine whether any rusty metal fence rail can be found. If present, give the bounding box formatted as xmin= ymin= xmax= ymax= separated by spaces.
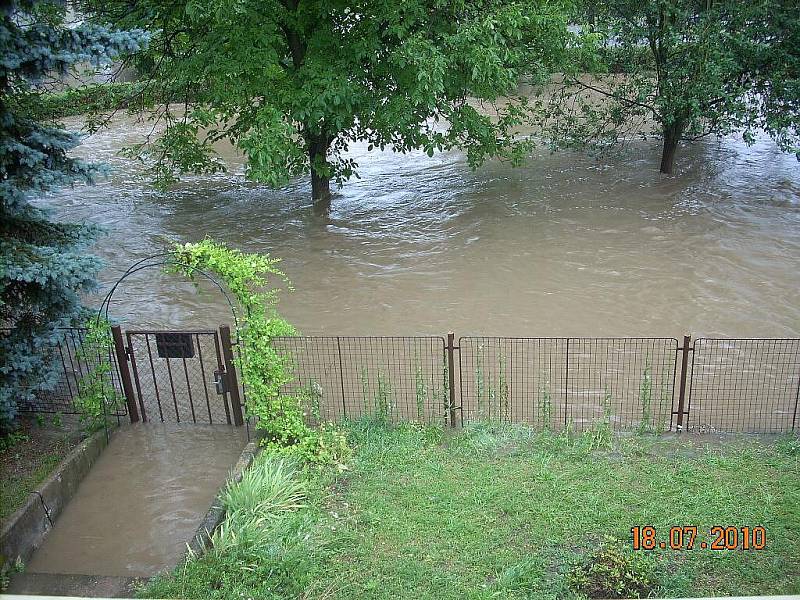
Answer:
xmin=11 ymin=327 xmax=800 ymax=434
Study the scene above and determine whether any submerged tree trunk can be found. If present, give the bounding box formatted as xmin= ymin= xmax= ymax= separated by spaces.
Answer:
xmin=309 ymin=135 xmax=332 ymax=210
xmin=659 ymin=120 xmax=684 ymax=175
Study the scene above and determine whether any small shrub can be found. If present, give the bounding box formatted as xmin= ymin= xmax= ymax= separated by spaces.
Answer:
xmin=475 ymin=348 xmax=486 ymax=419
xmin=567 ymin=537 xmax=658 ymax=599
xmin=304 ymin=381 xmax=323 ymax=423
xmin=272 ymin=423 xmax=352 ymax=471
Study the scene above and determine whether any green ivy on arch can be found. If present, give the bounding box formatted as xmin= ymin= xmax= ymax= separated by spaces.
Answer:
xmin=171 ymin=239 xmax=350 ymax=468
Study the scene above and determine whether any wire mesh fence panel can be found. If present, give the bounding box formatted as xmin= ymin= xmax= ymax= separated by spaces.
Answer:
xmin=566 ymin=338 xmax=678 ymax=432
xmin=459 ymin=337 xmax=678 ymax=432
xmin=688 ymin=339 xmax=800 ymax=433
xmin=272 ymin=337 xmax=448 ymax=424
xmin=459 ymin=337 xmax=567 ymax=428
xmin=15 ymin=328 xmax=127 ymax=416
xmin=126 ymin=331 xmax=232 ymax=425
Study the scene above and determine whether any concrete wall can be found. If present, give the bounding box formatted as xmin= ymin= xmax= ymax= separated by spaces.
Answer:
xmin=0 ymin=429 xmax=110 ymax=574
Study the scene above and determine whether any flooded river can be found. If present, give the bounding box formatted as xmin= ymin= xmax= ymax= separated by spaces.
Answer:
xmin=41 ymin=112 xmax=800 ymax=338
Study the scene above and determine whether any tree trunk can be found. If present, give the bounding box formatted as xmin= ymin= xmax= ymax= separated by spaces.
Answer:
xmin=659 ymin=121 xmax=683 ymax=175
xmin=309 ymin=136 xmax=332 ymax=210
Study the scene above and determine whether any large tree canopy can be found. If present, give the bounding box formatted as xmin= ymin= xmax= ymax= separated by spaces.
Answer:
xmin=0 ymin=0 xmax=147 ymax=431
xmin=536 ymin=0 xmax=800 ymax=174
xmin=88 ymin=0 xmax=569 ymax=207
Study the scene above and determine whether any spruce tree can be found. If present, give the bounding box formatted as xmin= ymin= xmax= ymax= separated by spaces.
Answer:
xmin=0 ymin=1 xmax=147 ymax=431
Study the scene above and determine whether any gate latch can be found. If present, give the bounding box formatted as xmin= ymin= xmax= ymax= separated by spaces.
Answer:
xmin=214 ymin=370 xmax=228 ymax=395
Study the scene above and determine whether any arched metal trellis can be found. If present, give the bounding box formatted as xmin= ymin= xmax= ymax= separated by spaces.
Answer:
xmin=94 ymin=253 xmax=252 ymax=440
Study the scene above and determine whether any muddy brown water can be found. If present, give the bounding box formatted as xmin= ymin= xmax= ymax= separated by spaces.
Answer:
xmin=25 ymin=424 xmax=246 ymax=577
xmin=40 ymin=112 xmax=800 ymax=338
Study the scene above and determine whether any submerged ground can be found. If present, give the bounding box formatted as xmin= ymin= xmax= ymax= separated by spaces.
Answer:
xmin=43 ymin=112 xmax=800 ymax=338
xmin=143 ymin=423 xmax=800 ymax=599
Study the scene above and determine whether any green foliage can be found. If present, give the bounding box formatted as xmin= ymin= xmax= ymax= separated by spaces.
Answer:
xmin=475 ymin=349 xmax=486 ymax=420
xmin=537 ymin=0 xmax=800 ymax=173
xmin=637 ymin=360 xmax=653 ymax=434
xmin=149 ymin=454 xmax=318 ymax=599
xmin=439 ymin=360 xmax=451 ymax=425
xmin=566 ymin=537 xmax=658 ymax=599
xmin=170 ymin=239 xmax=349 ymax=468
xmin=498 ymin=352 xmax=510 ymax=422
xmin=71 ymin=318 xmax=124 ymax=433
xmin=490 ymin=556 xmax=548 ymax=597
xmin=374 ymin=372 xmax=391 ymax=422
xmin=0 ymin=430 xmax=29 ymax=453
xmin=271 ymin=422 xmax=351 ymax=471
xmin=88 ymin=0 xmax=569 ymax=201
xmin=539 ymin=382 xmax=554 ymax=429
xmin=584 ymin=387 xmax=613 ymax=451
xmin=776 ymin=434 xmax=800 ymax=457
xmin=18 ymin=82 xmax=175 ymax=122
xmin=414 ymin=361 xmax=427 ymax=423
xmin=305 ymin=381 xmax=322 ymax=424
xmin=0 ymin=1 xmax=148 ymax=431
xmin=212 ymin=455 xmax=307 ymax=555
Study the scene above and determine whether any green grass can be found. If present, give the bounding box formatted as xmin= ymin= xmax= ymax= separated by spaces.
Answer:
xmin=0 ymin=437 xmax=73 ymax=521
xmin=142 ymin=421 xmax=800 ymax=599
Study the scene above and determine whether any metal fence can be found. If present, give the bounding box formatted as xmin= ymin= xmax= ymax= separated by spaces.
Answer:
xmin=15 ymin=328 xmax=127 ymax=417
xmin=12 ymin=327 xmax=800 ymax=434
xmin=125 ymin=329 xmax=239 ymax=425
xmin=687 ymin=339 xmax=800 ymax=433
xmin=458 ymin=337 xmax=678 ymax=432
xmin=272 ymin=336 xmax=449 ymax=425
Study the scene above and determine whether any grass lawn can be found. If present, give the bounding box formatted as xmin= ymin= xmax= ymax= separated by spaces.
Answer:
xmin=1 ymin=417 xmax=84 ymax=521
xmin=143 ymin=421 xmax=800 ymax=599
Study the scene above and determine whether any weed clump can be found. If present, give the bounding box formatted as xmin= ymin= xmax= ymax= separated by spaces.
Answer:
xmin=567 ymin=537 xmax=658 ymax=599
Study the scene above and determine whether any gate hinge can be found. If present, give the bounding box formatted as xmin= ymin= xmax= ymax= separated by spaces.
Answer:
xmin=125 ymin=346 xmax=134 ymax=360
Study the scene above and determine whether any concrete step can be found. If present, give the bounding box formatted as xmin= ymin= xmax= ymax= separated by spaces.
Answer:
xmin=4 ymin=573 xmax=143 ymax=598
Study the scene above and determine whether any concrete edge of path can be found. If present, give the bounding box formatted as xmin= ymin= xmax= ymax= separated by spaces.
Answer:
xmin=0 ymin=428 xmax=111 ymax=574
xmin=183 ymin=439 xmax=260 ymax=558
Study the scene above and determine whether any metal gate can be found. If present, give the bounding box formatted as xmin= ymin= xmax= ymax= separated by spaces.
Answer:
xmin=114 ymin=325 xmax=244 ymax=426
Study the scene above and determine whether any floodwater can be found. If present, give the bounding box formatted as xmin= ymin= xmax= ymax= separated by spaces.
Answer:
xmin=41 ymin=112 xmax=800 ymax=338
xmin=26 ymin=424 xmax=246 ymax=577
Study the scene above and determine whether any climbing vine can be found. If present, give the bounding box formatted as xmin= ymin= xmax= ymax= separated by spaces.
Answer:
xmin=171 ymin=239 xmax=350 ymax=468
xmin=72 ymin=318 xmax=124 ymax=433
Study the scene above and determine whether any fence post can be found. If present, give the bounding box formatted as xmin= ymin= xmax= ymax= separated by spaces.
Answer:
xmin=446 ymin=332 xmax=457 ymax=428
xmin=219 ymin=325 xmax=245 ymax=426
xmin=675 ymin=334 xmax=692 ymax=432
xmin=111 ymin=325 xmax=139 ymax=423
